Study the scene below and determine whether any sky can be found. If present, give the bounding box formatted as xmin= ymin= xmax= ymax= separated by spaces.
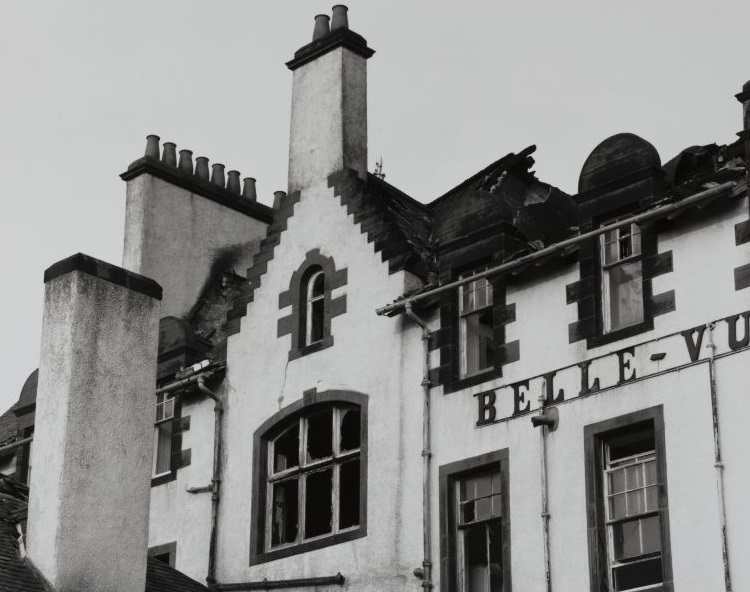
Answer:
xmin=1 ymin=0 xmax=748 ymax=413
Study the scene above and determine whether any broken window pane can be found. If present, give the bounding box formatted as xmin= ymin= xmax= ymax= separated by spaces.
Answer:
xmin=305 ymin=468 xmax=333 ymax=538
xmin=339 ymin=459 xmax=360 ymax=529
xmin=463 ymin=520 xmax=503 ymax=592
xmin=273 ymin=424 xmax=299 ymax=473
xmin=340 ymin=408 xmax=361 ymax=452
xmin=271 ymin=479 xmax=299 ymax=547
xmin=306 ymin=409 xmax=333 ymax=462
xmin=613 ymin=557 xmax=662 ymax=591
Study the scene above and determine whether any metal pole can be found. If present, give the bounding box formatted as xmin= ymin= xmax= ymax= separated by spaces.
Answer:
xmin=706 ymin=323 xmax=732 ymax=591
xmin=538 ymin=395 xmax=552 ymax=592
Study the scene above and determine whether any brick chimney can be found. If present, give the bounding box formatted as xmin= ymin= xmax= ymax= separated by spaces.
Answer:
xmin=26 ymin=254 xmax=162 ymax=592
xmin=287 ymin=5 xmax=375 ymax=194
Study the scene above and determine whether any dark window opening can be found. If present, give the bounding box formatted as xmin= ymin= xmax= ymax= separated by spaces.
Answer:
xmin=261 ymin=402 xmax=365 ymax=559
xmin=306 ymin=409 xmax=333 ymax=462
xmin=271 ymin=479 xmax=299 ymax=546
xmin=339 ymin=459 xmax=360 ymax=529
xmin=340 ymin=408 xmax=361 ymax=452
xmin=305 ymin=469 xmax=334 ymax=539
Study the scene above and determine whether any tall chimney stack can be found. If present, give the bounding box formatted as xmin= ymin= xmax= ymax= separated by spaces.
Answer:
xmin=26 ymin=253 xmax=162 ymax=592
xmin=286 ymin=5 xmax=374 ymax=194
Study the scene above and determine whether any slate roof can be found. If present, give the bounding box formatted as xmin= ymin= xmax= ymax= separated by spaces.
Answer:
xmin=0 ymin=473 xmax=209 ymax=592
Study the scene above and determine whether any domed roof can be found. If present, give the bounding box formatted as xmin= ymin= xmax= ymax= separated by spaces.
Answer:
xmin=579 ymin=133 xmax=661 ymax=193
xmin=17 ymin=368 xmax=38 ymax=411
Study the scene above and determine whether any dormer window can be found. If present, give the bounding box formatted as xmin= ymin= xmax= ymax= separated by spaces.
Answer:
xmin=304 ymin=268 xmax=325 ymax=346
xmin=600 ymin=223 xmax=644 ymax=333
xmin=459 ymin=271 xmax=494 ymax=377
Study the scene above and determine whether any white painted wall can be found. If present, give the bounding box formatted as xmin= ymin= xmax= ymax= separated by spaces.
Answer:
xmin=123 ymin=174 xmax=267 ymax=319
xmin=28 ymin=267 xmax=160 ymax=592
xmin=288 ymin=47 xmax=368 ymax=193
xmin=148 ymin=395 xmax=216 ymax=583
xmin=219 ymin=176 xmax=425 ymax=591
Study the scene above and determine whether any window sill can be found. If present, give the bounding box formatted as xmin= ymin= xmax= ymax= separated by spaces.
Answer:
xmin=151 ymin=471 xmax=176 ymax=487
xmin=587 ymin=319 xmax=653 ymax=349
xmin=289 ymin=335 xmax=334 ymax=361
xmin=249 ymin=527 xmax=366 ymax=565
xmin=442 ymin=366 xmax=503 ymax=395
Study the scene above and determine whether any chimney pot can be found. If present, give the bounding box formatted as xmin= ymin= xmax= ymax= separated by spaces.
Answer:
xmin=178 ymin=149 xmax=194 ymax=174
xmin=273 ymin=190 xmax=287 ymax=210
xmin=227 ymin=170 xmax=241 ymax=194
xmin=243 ymin=177 xmax=257 ymax=201
xmin=195 ymin=157 xmax=210 ymax=180
xmin=312 ymin=14 xmax=330 ymax=40
xmin=331 ymin=5 xmax=349 ymax=30
xmin=145 ymin=134 xmax=160 ymax=159
xmin=162 ymin=142 xmax=177 ymax=167
xmin=211 ymin=163 xmax=226 ymax=188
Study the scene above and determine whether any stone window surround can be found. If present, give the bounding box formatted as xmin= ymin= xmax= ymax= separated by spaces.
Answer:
xmin=277 ymin=250 xmax=348 ymax=361
xmin=584 ymin=405 xmax=673 ymax=592
xmin=438 ymin=448 xmax=511 ymax=592
xmin=249 ymin=389 xmax=368 ymax=566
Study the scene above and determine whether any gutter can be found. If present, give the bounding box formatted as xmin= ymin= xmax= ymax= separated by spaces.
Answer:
xmin=376 ymin=181 xmax=736 ymax=316
xmin=0 ymin=436 xmax=34 ymax=455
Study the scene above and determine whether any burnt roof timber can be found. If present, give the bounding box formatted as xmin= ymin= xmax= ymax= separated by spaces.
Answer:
xmin=376 ymin=181 xmax=738 ymax=316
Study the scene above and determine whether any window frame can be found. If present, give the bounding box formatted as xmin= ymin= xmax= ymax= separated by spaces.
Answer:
xmin=458 ymin=269 xmax=495 ymax=379
xmin=153 ymin=391 xmax=176 ymax=478
xmin=302 ymin=267 xmax=326 ymax=348
xmin=599 ymin=223 xmax=645 ymax=335
xmin=277 ymin=250 xmax=348 ymax=362
xmin=250 ymin=390 xmax=368 ymax=565
xmin=439 ymin=449 xmax=511 ymax=592
xmin=584 ymin=406 xmax=673 ymax=592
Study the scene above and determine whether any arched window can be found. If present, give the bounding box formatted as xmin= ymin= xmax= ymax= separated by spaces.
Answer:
xmin=251 ymin=390 xmax=367 ymax=564
xmin=303 ymin=267 xmax=325 ymax=346
xmin=277 ymin=250 xmax=348 ymax=361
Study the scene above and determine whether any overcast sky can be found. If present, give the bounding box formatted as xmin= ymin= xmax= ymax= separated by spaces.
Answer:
xmin=1 ymin=1 xmax=748 ymax=412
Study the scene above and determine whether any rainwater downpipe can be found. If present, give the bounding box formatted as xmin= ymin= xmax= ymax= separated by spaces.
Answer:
xmin=197 ymin=376 xmax=224 ymax=589
xmin=706 ymin=323 xmax=732 ymax=592
xmin=404 ymin=303 xmax=433 ymax=592
xmin=531 ymin=391 xmax=558 ymax=592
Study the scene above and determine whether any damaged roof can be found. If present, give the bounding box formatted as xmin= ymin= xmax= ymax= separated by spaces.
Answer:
xmin=0 ymin=474 xmax=209 ymax=592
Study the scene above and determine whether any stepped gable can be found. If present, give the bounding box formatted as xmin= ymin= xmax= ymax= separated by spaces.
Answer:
xmin=225 ymin=190 xmax=302 ymax=337
xmin=225 ymin=170 xmax=433 ymax=338
xmin=0 ymin=474 xmax=208 ymax=592
xmin=332 ymin=169 xmax=434 ymax=278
